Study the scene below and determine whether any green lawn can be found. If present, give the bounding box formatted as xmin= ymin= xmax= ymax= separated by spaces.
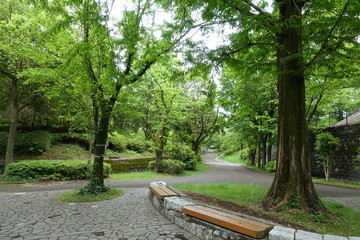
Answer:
xmin=173 ymin=182 xmax=360 ymax=237
xmin=109 ymin=164 xmax=210 ymax=182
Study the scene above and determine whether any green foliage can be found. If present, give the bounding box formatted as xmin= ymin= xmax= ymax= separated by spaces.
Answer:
xmin=216 ymin=132 xmax=241 ymax=155
xmin=108 ymin=133 xmax=127 ymax=152
xmin=108 ymin=132 xmax=150 ymax=153
xmin=0 ymin=131 xmax=59 ymax=155
xmin=315 ymin=132 xmax=341 ymax=181
xmin=78 ymin=178 xmax=110 ymax=195
xmin=126 ymin=138 xmax=147 ymax=153
xmin=149 ymin=159 xmax=185 ymax=175
xmin=264 ymin=160 xmax=277 ymax=172
xmin=315 ymin=132 xmax=341 ymax=158
xmin=168 ymin=143 xmax=198 ymax=170
xmin=5 ymin=160 xmax=111 ymax=181
xmin=59 ymin=133 xmax=90 ymax=149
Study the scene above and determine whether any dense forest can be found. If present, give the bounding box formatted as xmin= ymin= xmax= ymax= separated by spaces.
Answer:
xmin=1 ymin=0 xmax=359 ymax=213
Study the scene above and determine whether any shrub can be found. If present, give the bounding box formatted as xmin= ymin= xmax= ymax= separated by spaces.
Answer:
xmin=265 ymin=160 xmax=277 ymax=172
xmin=5 ymin=160 xmax=111 ymax=181
xmin=0 ymin=130 xmax=59 ymax=156
xmin=59 ymin=133 xmax=90 ymax=149
xmin=168 ymin=143 xmax=198 ymax=170
xmin=148 ymin=159 xmax=185 ymax=175
xmin=108 ymin=133 xmax=127 ymax=152
xmin=125 ymin=138 xmax=146 ymax=153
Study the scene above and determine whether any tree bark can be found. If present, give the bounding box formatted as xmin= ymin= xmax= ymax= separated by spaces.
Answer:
xmin=262 ymin=0 xmax=324 ymax=213
xmin=5 ymin=109 xmax=19 ymax=170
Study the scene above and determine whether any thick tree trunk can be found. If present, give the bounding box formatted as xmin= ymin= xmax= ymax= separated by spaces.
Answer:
xmin=262 ymin=0 xmax=323 ymax=213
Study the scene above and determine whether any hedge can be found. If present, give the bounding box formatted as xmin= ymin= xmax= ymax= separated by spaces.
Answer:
xmin=5 ymin=160 xmax=111 ymax=181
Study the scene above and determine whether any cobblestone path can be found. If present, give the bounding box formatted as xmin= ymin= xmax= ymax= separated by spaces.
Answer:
xmin=0 ymin=188 xmax=199 ymax=240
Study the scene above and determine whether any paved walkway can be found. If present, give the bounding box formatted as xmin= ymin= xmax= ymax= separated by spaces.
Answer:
xmin=0 ymin=188 xmax=199 ymax=240
xmin=0 ymin=153 xmax=359 ymax=239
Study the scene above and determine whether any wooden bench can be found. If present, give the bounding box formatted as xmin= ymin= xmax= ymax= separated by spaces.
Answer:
xmin=149 ymin=185 xmax=179 ymax=199
xmin=183 ymin=205 xmax=272 ymax=239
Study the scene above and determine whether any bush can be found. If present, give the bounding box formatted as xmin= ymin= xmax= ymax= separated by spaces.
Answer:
xmin=108 ymin=133 xmax=126 ymax=152
xmin=0 ymin=130 xmax=59 ymax=156
xmin=108 ymin=132 xmax=149 ymax=153
xmin=126 ymin=138 xmax=146 ymax=153
xmin=265 ymin=160 xmax=277 ymax=172
xmin=168 ymin=143 xmax=198 ymax=170
xmin=148 ymin=159 xmax=185 ymax=175
xmin=5 ymin=160 xmax=111 ymax=181
xmin=59 ymin=133 xmax=90 ymax=149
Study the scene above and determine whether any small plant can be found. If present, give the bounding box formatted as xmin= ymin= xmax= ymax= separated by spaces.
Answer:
xmin=286 ymin=196 xmax=301 ymax=210
xmin=264 ymin=160 xmax=276 ymax=172
xmin=78 ymin=178 xmax=110 ymax=195
xmin=310 ymin=212 xmax=327 ymax=223
xmin=315 ymin=132 xmax=341 ymax=182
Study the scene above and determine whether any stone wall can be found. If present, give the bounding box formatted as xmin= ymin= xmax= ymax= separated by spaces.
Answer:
xmin=310 ymin=124 xmax=360 ymax=181
xmin=104 ymin=155 xmax=169 ymax=173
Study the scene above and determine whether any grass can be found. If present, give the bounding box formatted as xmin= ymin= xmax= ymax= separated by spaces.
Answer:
xmin=109 ymin=163 xmax=211 ymax=182
xmin=313 ymin=178 xmax=360 ymax=190
xmin=173 ymin=182 xmax=360 ymax=237
xmin=57 ymin=187 xmax=124 ymax=202
xmin=220 ymin=151 xmax=245 ymax=163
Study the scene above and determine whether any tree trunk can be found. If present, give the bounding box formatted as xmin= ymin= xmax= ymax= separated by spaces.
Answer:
xmin=257 ymin=143 xmax=261 ymax=168
xmin=267 ymin=144 xmax=272 ymax=163
xmin=262 ymin=135 xmax=267 ymax=168
xmin=93 ymin=114 xmax=110 ymax=186
xmin=5 ymin=109 xmax=19 ymax=170
xmin=249 ymin=148 xmax=256 ymax=166
xmin=262 ymin=0 xmax=324 ymax=214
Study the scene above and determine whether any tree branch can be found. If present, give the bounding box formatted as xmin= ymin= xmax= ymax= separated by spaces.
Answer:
xmin=305 ymin=0 xmax=350 ymax=69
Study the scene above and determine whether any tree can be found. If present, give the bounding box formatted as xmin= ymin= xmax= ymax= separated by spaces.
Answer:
xmin=315 ymin=132 xmax=340 ymax=182
xmin=173 ymin=76 xmax=221 ymax=156
xmin=164 ymin=0 xmax=360 ymax=213
xmin=0 ymin=1 xmax=54 ymax=168
xmin=40 ymin=0 xmax=196 ymax=186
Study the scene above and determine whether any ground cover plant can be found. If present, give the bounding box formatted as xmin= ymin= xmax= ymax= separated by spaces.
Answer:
xmin=174 ymin=183 xmax=360 ymax=237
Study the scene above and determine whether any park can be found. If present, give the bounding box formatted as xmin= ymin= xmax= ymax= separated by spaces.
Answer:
xmin=0 ymin=0 xmax=359 ymax=239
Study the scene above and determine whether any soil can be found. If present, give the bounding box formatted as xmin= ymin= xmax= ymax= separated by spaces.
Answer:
xmin=183 ymin=191 xmax=318 ymax=233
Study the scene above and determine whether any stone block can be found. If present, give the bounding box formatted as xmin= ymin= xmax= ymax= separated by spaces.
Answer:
xmin=295 ymin=230 xmax=322 ymax=240
xmin=269 ymin=226 xmax=295 ymax=240
xmin=323 ymin=234 xmax=348 ymax=240
xmin=164 ymin=197 xmax=195 ymax=212
xmin=150 ymin=181 xmax=167 ymax=187
xmin=349 ymin=237 xmax=360 ymax=240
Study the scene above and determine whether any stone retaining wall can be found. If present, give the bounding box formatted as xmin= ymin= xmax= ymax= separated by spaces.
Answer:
xmin=149 ymin=182 xmax=360 ymax=240
xmin=310 ymin=124 xmax=360 ymax=181
xmin=104 ymin=155 xmax=169 ymax=173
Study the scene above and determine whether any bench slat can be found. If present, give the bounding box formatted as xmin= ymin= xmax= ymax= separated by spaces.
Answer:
xmin=183 ymin=205 xmax=272 ymax=239
xmin=150 ymin=186 xmax=178 ymax=199
xmin=193 ymin=205 xmax=270 ymax=229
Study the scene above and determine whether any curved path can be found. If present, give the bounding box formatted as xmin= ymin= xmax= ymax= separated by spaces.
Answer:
xmin=0 ymin=153 xmax=359 ymax=239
